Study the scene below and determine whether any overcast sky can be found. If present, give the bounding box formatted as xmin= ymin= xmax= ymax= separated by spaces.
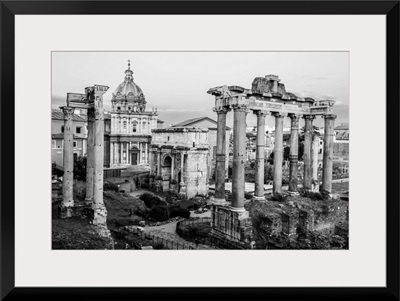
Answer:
xmin=52 ymin=51 xmax=349 ymax=128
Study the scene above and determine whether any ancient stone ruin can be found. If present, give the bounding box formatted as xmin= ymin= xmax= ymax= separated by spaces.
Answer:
xmin=59 ymin=85 xmax=110 ymax=236
xmin=207 ymin=75 xmax=336 ymax=248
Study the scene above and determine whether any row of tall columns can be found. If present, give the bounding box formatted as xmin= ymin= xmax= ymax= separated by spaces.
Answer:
xmin=111 ymin=116 xmax=150 ymax=135
xmin=213 ymin=106 xmax=337 ymax=204
xmin=109 ymin=142 xmax=150 ymax=165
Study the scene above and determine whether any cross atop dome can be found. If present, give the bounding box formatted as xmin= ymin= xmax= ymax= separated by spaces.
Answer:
xmin=127 ymin=59 xmax=131 ymax=70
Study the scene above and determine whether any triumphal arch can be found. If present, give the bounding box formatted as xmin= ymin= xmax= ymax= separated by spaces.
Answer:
xmin=59 ymin=84 xmax=110 ymax=235
xmin=207 ymin=75 xmax=336 ymax=248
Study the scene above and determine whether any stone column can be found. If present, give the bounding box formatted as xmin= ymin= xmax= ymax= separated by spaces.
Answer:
xmin=312 ymin=135 xmax=321 ymax=189
xmin=303 ymin=115 xmax=315 ymax=190
xmin=139 ymin=143 xmax=142 ymax=164
xmin=92 ymin=91 xmax=107 ymax=227
xmin=254 ymin=110 xmax=267 ymax=200
xmin=157 ymin=150 xmax=162 ymax=177
xmin=171 ymin=154 xmax=175 ymax=180
xmin=110 ymin=141 xmax=114 ymax=166
xmin=179 ymin=152 xmax=186 ymax=194
xmin=272 ymin=112 xmax=285 ymax=194
xmin=231 ymin=105 xmax=248 ymax=212
xmin=214 ymin=107 xmax=229 ymax=204
xmin=120 ymin=142 xmax=123 ymax=164
xmin=321 ymin=114 xmax=336 ymax=193
xmin=85 ymin=109 xmax=95 ymax=205
xmin=288 ymin=114 xmax=300 ymax=193
xmin=145 ymin=143 xmax=148 ymax=163
xmin=61 ymin=107 xmax=74 ymax=216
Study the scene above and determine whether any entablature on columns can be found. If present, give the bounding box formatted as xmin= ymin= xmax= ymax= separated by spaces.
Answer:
xmin=208 ymin=76 xmax=335 ymax=117
xmin=65 ymin=85 xmax=109 ymax=110
xmin=110 ymin=135 xmax=151 ymax=143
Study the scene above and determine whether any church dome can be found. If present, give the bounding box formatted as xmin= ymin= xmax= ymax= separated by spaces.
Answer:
xmin=114 ymin=79 xmax=144 ymax=97
xmin=112 ymin=60 xmax=145 ymax=102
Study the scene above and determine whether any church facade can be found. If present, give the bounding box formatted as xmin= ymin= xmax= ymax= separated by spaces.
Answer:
xmin=108 ymin=61 xmax=160 ymax=167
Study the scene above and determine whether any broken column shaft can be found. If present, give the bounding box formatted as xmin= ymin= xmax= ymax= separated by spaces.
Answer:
xmin=254 ymin=110 xmax=267 ymax=200
xmin=85 ymin=109 xmax=95 ymax=205
xmin=214 ymin=107 xmax=229 ymax=204
xmin=272 ymin=112 xmax=285 ymax=195
xmin=231 ymin=105 xmax=247 ymax=211
xmin=303 ymin=115 xmax=315 ymax=190
xmin=288 ymin=114 xmax=300 ymax=193
xmin=321 ymin=114 xmax=336 ymax=193
xmin=61 ymin=107 xmax=75 ymax=215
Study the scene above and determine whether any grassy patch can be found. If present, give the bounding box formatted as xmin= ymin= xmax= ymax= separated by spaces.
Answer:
xmin=52 ymin=217 xmax=112 ymax=249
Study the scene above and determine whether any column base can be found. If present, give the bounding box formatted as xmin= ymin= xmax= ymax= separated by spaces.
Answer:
xmin=209 ymin=205 xmax=253 ymax=249
xmin=211 ymin=197 xmax=228 ymax=205
xmin=228 ymin=206 xmax=246 ymax=213
xmin=58 ymin=205 xmax=73 ymax=218
xmin=93 ymin=206 xmax=108 ymax=226
xmin=84 ymin=198 xmax=93 ymax=206
xmin=252 ymin=195 xmax=266 ymax=201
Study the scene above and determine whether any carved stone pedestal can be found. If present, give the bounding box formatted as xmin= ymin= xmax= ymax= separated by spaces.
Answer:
xmin=209 ymin=203 xmax=253 ymax=249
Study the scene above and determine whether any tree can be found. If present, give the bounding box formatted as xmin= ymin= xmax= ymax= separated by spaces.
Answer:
xmin=73 ymin=156 xmax=87 ymax=181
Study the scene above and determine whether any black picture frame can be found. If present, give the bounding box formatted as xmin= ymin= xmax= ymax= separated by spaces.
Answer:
xmin=1 ymin=1 xmax=399 ymax=300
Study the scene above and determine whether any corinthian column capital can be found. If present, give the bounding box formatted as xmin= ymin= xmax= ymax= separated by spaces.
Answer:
xmin=322 ymin=114 xmax=337 ymax=120
xmin=213 ymin=106 xmax=230 ymax=115
xmin=271 ymin=112 xmax=287 ymax=118
xmin=303 ymin=114 xmax=316 ymax=120
xmin=253 ymin=110 xmax=269 ymax=117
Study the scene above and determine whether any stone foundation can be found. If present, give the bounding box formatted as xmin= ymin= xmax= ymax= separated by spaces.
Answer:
xmin=209 ymin=204 xmax=253 ymax=249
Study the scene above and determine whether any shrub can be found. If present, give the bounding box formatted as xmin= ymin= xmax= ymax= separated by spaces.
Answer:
xmin=298 ymin=188 xmax=324 ymax=201
xmin=104 ymin=182 xmax=119 ymax=192
xmin=320 ymin=189 xmax=331 ymax=200
xmin=271 ymin=193 xmax=286 ymax=202
xmin=140 ymin=193 xmax=164 ymax=208
xmin=170 ymin=179 xmax=178 ymax=185
xmin=153 ymin=242 xmax=165 ymax=249
xmin=244 ymin=192 xmax=253 ymax=200
xmin=168 ymin=204 xmax=190 ymax=219
xmin=148 ymin=205 xmax=169 ymax=222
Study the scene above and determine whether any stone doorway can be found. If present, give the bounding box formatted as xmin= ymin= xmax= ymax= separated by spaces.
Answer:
xmin=131 ymin=152 xmax=138 ymax=165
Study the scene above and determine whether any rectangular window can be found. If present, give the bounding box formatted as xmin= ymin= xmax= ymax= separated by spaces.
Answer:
xmin=76 ymin=127 xmax=82 ymax=134
xmin=73 ymin=141 xmax=77 ymax=148
xmin=52 ymin=140 xmax=56 ymax=149
xmin=123 ymin=121 xmax=127 ymax=130
xmin=61 ymin=125 xmax=64 ymax=133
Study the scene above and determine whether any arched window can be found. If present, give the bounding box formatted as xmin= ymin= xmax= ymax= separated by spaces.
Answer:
xmin=132 ymin=121 xmax=137 ymax=132
xmin=123 ymin=121 xmax=127 ymax=130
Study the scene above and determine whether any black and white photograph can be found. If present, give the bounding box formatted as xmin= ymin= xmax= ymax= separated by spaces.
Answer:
xmin=51 ymin=51 xmax=349 ymax=250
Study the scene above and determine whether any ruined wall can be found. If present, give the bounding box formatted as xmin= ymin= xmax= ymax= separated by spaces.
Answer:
xmin=333 ymin=141 xmax=349 ymax=160
xmin=185 ymin=151 xmax=209 ymax=198
xmin=248 ymin=197 xmax=349 ymax=249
